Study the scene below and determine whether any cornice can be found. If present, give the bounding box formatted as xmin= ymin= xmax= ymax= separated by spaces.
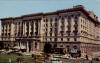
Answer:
xmin=0 ymin=5 xmax=100 ymax=24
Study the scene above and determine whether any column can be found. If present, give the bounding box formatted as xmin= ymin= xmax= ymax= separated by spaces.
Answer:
xmin=38 ymin=22 xmax=40 ymax=35
xmin=18 ymin=41 xmax=20 ymax=49
xmin=24 ymin=22 xmax=27 ymax=36
xmin=31 ymin=41 xmax=34 ymax=52
xmin=19 ymin=41 xmax=22 ymax=49
xmin=32 ymin=21 xmax=34 ymax=36
xmin=26 ymin=41 xmax=29 ymax=52
xmin=29 ymin=21 xmax=31 ymax=36
xmin=23 ymin=22 xmax=25 ymax=36
xmin=34 ymin=21 xmax=36 ymax=36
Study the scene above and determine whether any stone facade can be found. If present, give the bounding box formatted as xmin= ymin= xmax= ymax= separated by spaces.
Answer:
xmin=0 ymin=5 xmax=100 ymax=56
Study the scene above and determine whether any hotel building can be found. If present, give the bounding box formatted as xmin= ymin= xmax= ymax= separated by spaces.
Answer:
xmin=0 ymin=5 xmax=100 ymax=56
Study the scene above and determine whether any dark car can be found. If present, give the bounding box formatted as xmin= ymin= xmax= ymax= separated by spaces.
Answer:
xmin=92 ymin=58 xmax=99 ymax=61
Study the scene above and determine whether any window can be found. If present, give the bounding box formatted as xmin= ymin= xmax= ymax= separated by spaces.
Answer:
xmin=50 ymin=18 xmax=52 ymax=21
xmin=61 ymin=38 xmax=63 ymax=41
xmin=46 ymin=28 xmax=47 ymax=31
xmin=55 ymin=32 xmax=57 ymax=36
xmin=66 ymin=45 xmax=70 ymax=52
xmin=45 ymin=38 xmax=47 ymax=41
xmin=46 ymin=24 xmax=48 ymax=27
xmin=75 ymin=21 xmax=77 ymax=24
xmin=35 ymin=32 xmax=38 ymax=36
xmin=50 ymin=38 xmax=52 ymax=41
xmin=19 ymin=22 xmax=20 ymax=25
xmin=62 ymin=17 xmax=64 ymax=20
xmin=67 ymin=38 xmax=70 ymax=41
xmin=30 ymin=32 xmax=33 ymax=36
xmin=74 ymin=16 xmax=78 ymax=19
xmin=73 ymin=45 xmax=77 ymax=49
xmin=53 ymin=44 xmax=57 ymax=48
xmin=55 ymin=23 xmax=57 ymax=27
xmin=45 ymin=33 xmax=47 ymax=36
xmin=60 ymin=44 xmax=63 ymax=47
xmin=74 ymin=38 xmax=77 ymax=41
xmin=54 ymin=38 xmax=57 ymax=41
xmin=50 ymin=33 xmax=52 ymax=36
xmin=74 ymin=31 xmax=77 ymax=36
xmin=68 ymin=16 xmax=71 ymax=19
xmin=55 ymin=18 xmax=57 ymax=21
xmin=46 ymin=19 xmax=48 ymax=21
xmin=50 ymin=23 xmax=52 ymax=27
xmin=50 ymin=28 xmax=52 ymax=32
xmin=35 ymin=42 xmax=37 ymax=48
xmin=44 ymin=20 xmax=45 ymax=22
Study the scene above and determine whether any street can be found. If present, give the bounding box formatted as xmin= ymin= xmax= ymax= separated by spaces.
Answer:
xmin=60 ymin=58 xmax=100 ymax=63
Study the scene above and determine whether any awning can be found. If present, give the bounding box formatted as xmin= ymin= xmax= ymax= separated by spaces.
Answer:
xmin=20 ymin=46 xmax=26 ymax=49
xmin=14 ymin=46 xmax=20 ymax=49
xmin=33 ymin=53 xmax=42 ymax=56
xmin=56 ymin=46 xmax=64 ymax=49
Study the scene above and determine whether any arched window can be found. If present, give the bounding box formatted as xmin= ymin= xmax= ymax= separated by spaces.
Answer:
xmin=60 ymin=44 xmax=63 ymax=47
xmin=53 ymin=44 xmax=57 ymax=48
xmin=73 ymin=45 xmax=77 ymax=49
xmin=66 ymin=45 xmax=70 ymax=52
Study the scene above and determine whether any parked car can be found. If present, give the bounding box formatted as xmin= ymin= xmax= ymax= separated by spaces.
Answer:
xmin=8 ymin=50 xmax=22 ymax=55
xmin=92 ymin=58 xmax=99 ymax=61
xmin=0 ymin=49 xmax=6 ymax=54
xmin=61 ymin=54 xmax=70 ymax=59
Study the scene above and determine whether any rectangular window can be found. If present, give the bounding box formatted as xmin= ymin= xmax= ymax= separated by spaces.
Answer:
xmin=74 ymin=38 xmax=77 ymax=41
xmin=67 ymin=38 xmax=70 ymax=41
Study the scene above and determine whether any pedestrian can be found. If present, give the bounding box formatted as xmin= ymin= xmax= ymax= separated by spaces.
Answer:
xmin=86 ymin=55 xmax=88 ymax=60
xmin=90 ymin=60 xmax=93 ymax=63
xmin=9 ymin=58 xmax=11 ymax=63
xmin=17 ymin=54 xmax=23 ymax=63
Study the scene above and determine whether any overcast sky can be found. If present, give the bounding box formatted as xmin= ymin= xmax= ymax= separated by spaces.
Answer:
xmin=0 ymin=0 xmax=100 ymax=35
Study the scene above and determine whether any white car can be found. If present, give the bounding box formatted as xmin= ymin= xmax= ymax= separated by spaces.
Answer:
xmin=61 ymin=54 xmax=70 ymax=59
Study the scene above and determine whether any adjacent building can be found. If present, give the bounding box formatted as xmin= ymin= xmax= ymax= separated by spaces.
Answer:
xmin=0 ymin=5 xmax=100 ymax=57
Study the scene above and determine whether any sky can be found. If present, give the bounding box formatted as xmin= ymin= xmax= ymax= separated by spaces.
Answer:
xmin=0 ymin=0 xmax=100 ymax=35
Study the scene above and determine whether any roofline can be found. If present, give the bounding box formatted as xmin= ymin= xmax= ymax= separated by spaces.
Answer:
xmin=21 ymin=13 xmax=43 ymax=17
xmin=0 ymin=17 xmax=14 ymax=21
xmin=0 ymin=6 xmax=100 ymax=24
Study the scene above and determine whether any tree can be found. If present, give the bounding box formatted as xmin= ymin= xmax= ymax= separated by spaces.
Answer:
xmin=43 ymin=43 xmax=52 ymax=53
xmin=0 ymin=42 xmax=4 ymax=49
